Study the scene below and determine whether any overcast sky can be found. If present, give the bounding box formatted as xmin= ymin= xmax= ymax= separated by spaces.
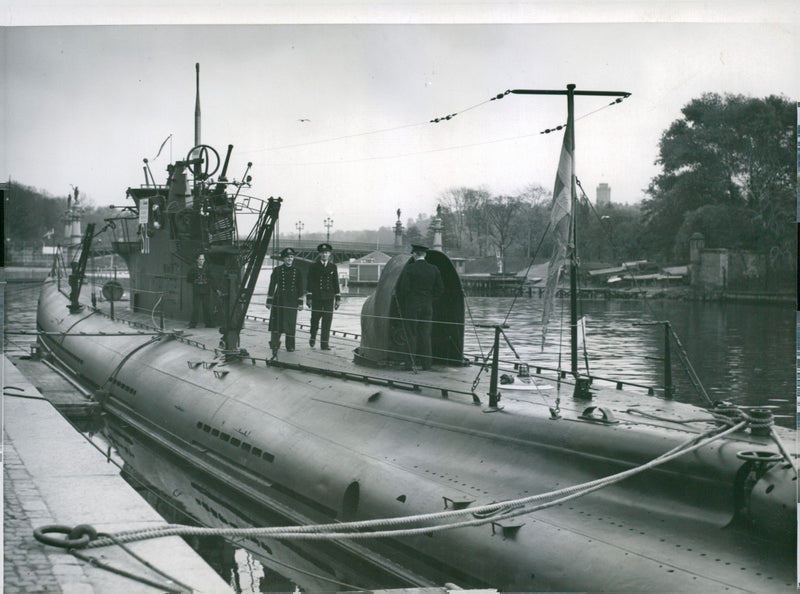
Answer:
xmin=2 ymin=3 xmax=798 ymax=233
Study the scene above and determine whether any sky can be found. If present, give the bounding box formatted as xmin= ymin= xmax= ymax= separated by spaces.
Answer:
xmin=2 ymin=2 xmax=798 ymax=234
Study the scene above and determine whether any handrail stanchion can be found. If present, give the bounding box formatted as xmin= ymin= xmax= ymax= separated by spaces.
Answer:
xmin=487 ymin=325 xmax=502 ymax=410
xmin=664 ymin=322 xmax=673 ymax=399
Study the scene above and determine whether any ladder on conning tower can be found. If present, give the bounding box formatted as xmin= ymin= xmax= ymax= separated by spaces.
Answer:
xmin=220 ymin=197 xmax=282 ymax=354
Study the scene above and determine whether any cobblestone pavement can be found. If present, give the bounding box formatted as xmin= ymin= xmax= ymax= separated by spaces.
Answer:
xmin=4 ymin=438 xmax=84 ymax=594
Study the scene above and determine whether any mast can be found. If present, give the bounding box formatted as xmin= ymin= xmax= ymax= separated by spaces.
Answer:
xmin=512 ymin=85 xmax=630 ymax=387
xmin=194 ymin=63 xmax=201 ymax=146
xmin=192 ymin=63 xmax=202 ymax=181
xmin=566 ymin=84 xmax=578 ymax=377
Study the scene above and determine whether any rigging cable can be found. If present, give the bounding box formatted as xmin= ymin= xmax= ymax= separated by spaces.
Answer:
xmin=500 ymin=218 xmax=552 ymax=327
xmin=241 ymin=89 xmax=628 ymax=167
xmin=468 ymin=218 xmax=552 ymax=394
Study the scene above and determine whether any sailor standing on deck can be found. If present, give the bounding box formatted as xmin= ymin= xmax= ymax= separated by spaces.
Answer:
xmin=266 ymin=248 xmax=304 ymax=357
xmin=187 ymin=253 xmax=214 ymax=328
xmin=395 ymin=244 xmax=444 ymax=370
xmin=306 ymin=243 xmax=341 ymax=350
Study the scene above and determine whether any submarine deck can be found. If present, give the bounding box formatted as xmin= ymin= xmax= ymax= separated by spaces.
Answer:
xmin=77 ymin=291 xmax=786 ymax=437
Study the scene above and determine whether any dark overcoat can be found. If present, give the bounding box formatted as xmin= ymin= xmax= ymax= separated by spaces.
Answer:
xmin=306 ymin=260 xmax=340 ymax=301
xmin=267 ymin=264 xmax=304 ymax=334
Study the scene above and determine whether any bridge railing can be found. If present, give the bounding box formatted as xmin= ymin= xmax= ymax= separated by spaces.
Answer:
xmin=266 ymin=239 xmax=470 ymax=260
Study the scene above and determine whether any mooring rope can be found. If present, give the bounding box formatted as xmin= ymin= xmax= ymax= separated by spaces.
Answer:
xmin=70 ymin=540 xmax=191 ymax=594
xmin=769 ymin=427 xmax=798 ymax=477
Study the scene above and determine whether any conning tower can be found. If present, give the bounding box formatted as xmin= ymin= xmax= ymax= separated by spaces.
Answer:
xmin=355 ymin=250 xmax=465 ymax=368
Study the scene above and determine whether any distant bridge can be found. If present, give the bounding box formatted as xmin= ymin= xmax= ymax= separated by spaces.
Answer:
xmin=268 ymin=239 xmax=406 ymax=261
xmin=88 ymin=238 xmax=467 ymax=263
xmin=265 ymin=239 xmax=469 ymax=261
xmin=87 ymin=239 xmax=410 ymax=262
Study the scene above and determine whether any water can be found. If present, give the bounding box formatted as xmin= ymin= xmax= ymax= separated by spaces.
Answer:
xmin=460 ymin=297 xmax=797 ymax=417
xmin=3 ymin=280 xmax=796 ymax=591
xmin=261 ymin=289 xmax=796 ymax=421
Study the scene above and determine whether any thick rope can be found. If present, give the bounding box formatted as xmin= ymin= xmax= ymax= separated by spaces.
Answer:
xmin=770 ymin=427 xmax=798 ymax=476
xmin=70 ymin=548 xmax=187 ymax=593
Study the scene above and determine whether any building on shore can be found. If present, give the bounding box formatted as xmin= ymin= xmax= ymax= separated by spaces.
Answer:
xmin=689 ymin=232 xmax=766 ymax=290
xmin=587 ymin=261 xmax=687 ymax=288
xmin=348 ymin=250 xmax=392 ymax=286
xmin=596 ymin=182 xmax=611 ymax=207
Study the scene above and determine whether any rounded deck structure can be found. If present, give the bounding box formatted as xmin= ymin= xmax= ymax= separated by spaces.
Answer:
xmin=356 ymin=250 xmax=465 ymax=369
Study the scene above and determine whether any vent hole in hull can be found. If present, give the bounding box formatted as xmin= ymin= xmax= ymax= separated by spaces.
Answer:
xmin=342 ymin=481 xmax=360 ymax=519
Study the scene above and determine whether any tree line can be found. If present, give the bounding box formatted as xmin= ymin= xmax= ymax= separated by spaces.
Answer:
xmin=5 ymin=93 xmax=795 ymax=285
xmin=2 ymin=183 xmax=117 ymax=250
xmin=420 ymin=92 xmax=795 ymax=284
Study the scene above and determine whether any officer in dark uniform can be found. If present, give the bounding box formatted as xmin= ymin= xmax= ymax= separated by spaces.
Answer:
xmin=187 ymin=253 xmax=214 ymax=328
xmin=306 ymin=243 xmax=341 ymax=350
xmin=395 ymin=244 xmax=444 ymax=370
xmin=266 ymin=248 xmax=304 ymax=356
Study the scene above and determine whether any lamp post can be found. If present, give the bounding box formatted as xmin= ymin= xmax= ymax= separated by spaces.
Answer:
xmin=601 ymin=215 xmax=615 ymax=263
xmin=296 ymin=221 xmax=304 ymax=242
xmin=324 ymin=216 xmax=333 ymax=242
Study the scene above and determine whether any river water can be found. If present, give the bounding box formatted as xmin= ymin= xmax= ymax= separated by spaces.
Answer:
xmin=3 ymin=279 xmax=797 ymax=591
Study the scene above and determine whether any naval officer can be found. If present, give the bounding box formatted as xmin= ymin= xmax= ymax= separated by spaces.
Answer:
xmin=266 ymin=247 xmax=304 ymax=357
xmin=306 ymin=242 xmax=341 ymax=350
xmin=395 ymin=244 xmax=444 ymax=370
xmin=187 ymin=253 xmax=214 ymax=328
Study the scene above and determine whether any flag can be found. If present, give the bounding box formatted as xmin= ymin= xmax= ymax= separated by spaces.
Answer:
xmin=541 ymin=112 xmax=574 ymax=349
xmin=154 ymin=134 xmax=172 ymax=160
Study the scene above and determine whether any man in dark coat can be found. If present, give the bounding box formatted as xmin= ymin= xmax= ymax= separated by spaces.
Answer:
xmin=395 ymin=244 xmax=444 ymax=370
xmin=187 ymin=253 xmax=214 ymax=328
xmin=306 ymin=243 xmax=341 ymax=350
xmin=267 ymin=248 xmax=304 ymax=356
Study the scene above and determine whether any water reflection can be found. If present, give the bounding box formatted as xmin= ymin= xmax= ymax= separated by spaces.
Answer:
xmin=104 ymin=418 xmax=414 ymax=592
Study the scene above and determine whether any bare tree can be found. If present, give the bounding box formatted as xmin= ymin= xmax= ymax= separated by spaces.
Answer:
xmin=517 ymin=184 xmax=550 ymax=259
xmin=484 ymin=194 xmax=528 ymax=272
xmin=439 ymin=186 xmax=491 ymax=252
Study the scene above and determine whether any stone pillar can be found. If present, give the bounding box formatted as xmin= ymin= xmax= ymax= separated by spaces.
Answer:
xmin=394 ymin=209 xmax=404 ymax=248
xmin=430 ymin=205 xmax=443 ymax=251
xmin=64 ymin=187 xmax=83 ymax=262
xmin=688 ymin=232 xmax=704 ymax=287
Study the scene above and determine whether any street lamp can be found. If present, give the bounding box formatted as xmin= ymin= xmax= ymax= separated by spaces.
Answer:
xmin=601 ymin=215 xmax=615 ymax=263
xmin=296 ymin=221 xmax=304 ymax=242
xmin=324 ymin=216 xmax=334 ymax=242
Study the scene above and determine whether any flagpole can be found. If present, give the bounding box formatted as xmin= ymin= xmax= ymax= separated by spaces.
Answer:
xmin=510 ymin=85 xmax=630 ymax=392
xmin=566 ymin=84 xmax=578 ymax=378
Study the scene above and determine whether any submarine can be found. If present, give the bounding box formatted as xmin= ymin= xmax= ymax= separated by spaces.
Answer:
xmin=34 ymin=66 xmax=797 ymax=591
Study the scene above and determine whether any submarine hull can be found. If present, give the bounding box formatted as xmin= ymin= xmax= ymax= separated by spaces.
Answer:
xmin=37 ymin=277 xmax=797 ymax=591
